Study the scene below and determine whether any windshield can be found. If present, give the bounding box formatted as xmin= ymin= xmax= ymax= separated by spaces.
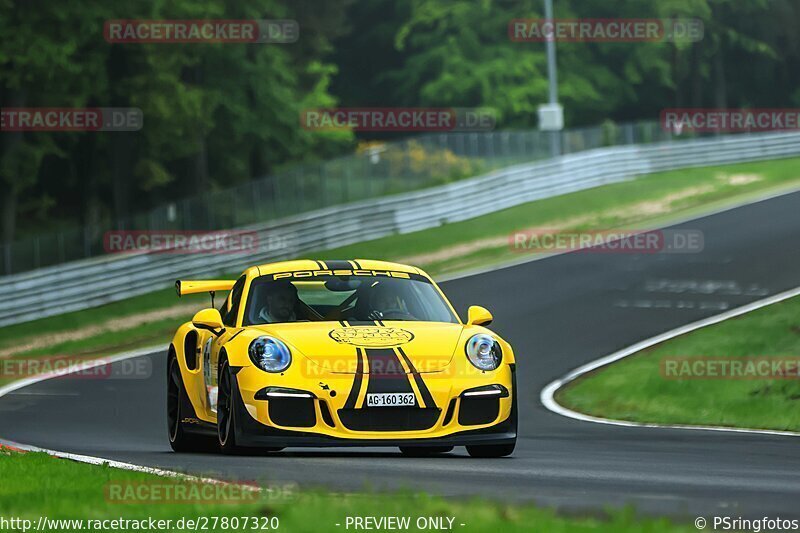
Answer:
xmin=242 ymin=274 xmax=457 ymax=325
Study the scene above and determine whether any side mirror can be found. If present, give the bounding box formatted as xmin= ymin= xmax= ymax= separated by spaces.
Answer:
xmin=467 ymin=305 xmax=493 ymax=326
xmin=192 ymin=308 xmax=224 ymax=335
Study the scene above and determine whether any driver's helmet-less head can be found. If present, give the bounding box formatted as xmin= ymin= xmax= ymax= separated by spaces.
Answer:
xmin=262 ymin=280 xmax=299 ymax=322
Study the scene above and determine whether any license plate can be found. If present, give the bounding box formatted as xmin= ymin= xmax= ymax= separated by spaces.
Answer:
xmin=365 ymin=392 xmax=416 ymax=407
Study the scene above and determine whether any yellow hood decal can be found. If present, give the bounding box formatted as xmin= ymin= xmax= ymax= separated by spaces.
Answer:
xmin=328 ymin=326 xmax=414 ymax=347
xmin=253 ymin=321 xmax=461 ymax=373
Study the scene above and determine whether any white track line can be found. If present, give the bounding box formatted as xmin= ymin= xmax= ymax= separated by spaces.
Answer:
xmin=0 ymin=346 xmax=165 ymax=399
xmin=4 ymin=187 xmax=800 ymax=476
xmin=540 ymin=285 xmax=800 ymax=437
xmin=0 ymin=344 xmax=258 ymax=490
xmin=0 ymin=437 xmax=257 ymax=490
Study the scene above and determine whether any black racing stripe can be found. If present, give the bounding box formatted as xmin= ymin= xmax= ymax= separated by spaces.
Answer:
xmin=346 ymin=320 xmax=374 ymax=326
xmin=396 ymin=346 xmax=436 ymax=408
xmin=314 ymin=260 xmax=326 ymax=269
xmin=352 ymin=260 xmax=363 ymax=269
xmin=344 ymin=348 xmax=365 ymax=409
xmin=339 ymin=320 xmax=347 ymax=327
xmin=227 ymin=329 xmax=245 ymax=341
xmin=363 ymin=348 xmax=414 ymax=396
xmin=325 ymin=260 xmax=353 ymax=270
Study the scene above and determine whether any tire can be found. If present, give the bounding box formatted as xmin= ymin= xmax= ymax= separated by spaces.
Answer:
xmin=217 ymin=357 xmax=242 ymax=454
xmin=167 ymin=354 xmax=216 ymax=453
xmin=466 ymin=370 xmax=518 ymax=458
xmin=399 ymin=446 xmax=454 ymax=456
xmin=465 ymin=442 xmax=516 ymax=458
xmin=217 ymin=356 xmax=286 ymax=455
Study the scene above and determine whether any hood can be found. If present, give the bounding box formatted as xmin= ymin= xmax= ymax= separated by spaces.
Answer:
xmin=250 ymin=321 xmax=463 ymax=373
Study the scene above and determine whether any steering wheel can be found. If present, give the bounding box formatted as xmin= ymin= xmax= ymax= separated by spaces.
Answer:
xmin=369 ymin=309 xmax=415 ymax=321
xmin=323 ymin=290 xmax=361 ymax=321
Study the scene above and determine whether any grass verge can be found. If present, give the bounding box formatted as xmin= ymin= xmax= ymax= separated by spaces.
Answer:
xmin=1 ymin=156 xmax=799 ymax=364
xmin=557 ymin=295 xmax=800 ymax=431
xmin=0 ymin=450 xmax=694 ymax=532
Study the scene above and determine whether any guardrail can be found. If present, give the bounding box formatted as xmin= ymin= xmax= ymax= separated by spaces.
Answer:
xmin=1 ymin=130 xmax=799 ymax=327
xmin=2 ymin=121 xmax=671 ymax=276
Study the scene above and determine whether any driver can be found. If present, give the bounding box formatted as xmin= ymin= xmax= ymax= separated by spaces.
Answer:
xmin=258 ymin=281 xmax=300 ymax=323
xmin=367 ymin=281 xmax=407 ymax=320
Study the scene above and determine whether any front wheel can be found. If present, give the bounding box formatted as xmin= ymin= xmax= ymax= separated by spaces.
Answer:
xmin=465 ymin=442 xmax=515 ymax=458
xmin=217 ymin=358 xmax=242 ymax=454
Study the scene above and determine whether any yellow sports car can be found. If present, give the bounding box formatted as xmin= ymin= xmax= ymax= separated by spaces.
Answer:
xmin=168 ymin=259 xmax=517 ymax=457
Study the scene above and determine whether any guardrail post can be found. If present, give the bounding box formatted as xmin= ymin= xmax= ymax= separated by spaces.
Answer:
xmin=3 ymin=243 xmax=10 ymax=275
xmin=251 ymin=180 xmax=261 ymax=220
xmin=83 ymin=226 xmax=91 ymax=258
xmin=625 ymin=123 xmax=635 ymax=144
xmin=319 ymin=166 xmax=326 ymax=208
xmin=206 ymin=193 xmax=214 ymax=229
xmin=342 ymin=166 xmax=349 ymax=202
xmin=33 ymin=237 xmax=40 ymax=269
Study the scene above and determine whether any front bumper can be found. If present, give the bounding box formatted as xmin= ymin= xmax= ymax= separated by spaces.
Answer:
xmin=230 ymin=364 xmax=517 ymax=448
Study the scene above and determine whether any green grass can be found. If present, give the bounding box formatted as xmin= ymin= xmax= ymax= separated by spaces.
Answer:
xmin=8 ymin=318 xmax=177 ymax=359
xmin=0 ymin=287 xmax=180 ymax=346
xmin=0 ymin=451 xmax=694 ymax=532
xmin=557 ymin=295 xmax=800 ymax=431
xmin=1 ymin=156 xmax=799 ymax=364
xmin=322 ymin=156 xmax=800 ymax=275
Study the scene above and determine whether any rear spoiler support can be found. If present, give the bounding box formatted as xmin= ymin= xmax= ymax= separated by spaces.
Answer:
xmin=175 ymin=279 xmax=235 ymax=308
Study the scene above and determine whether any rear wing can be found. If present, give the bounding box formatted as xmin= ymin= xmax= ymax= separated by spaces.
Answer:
xmin=175 ymin=280 xmax=235 ymax=297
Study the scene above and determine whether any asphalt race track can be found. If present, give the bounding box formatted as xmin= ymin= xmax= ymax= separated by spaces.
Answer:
xmin=3 ymin=191 xmax=800 ymax=520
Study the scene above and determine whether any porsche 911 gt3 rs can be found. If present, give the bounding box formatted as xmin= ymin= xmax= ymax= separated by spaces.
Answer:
xmin=167 ymin=259 xmax=517 ymax=457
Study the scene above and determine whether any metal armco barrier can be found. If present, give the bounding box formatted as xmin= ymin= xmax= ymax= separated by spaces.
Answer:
xmin=1 ymin=130 xmax=798 ymax=326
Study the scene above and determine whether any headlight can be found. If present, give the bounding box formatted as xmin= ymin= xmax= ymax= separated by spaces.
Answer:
xmin=465 ymin=334 xmax=502 ymax=371
xmin=248 ymin=336 xmax=292 ymax=373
